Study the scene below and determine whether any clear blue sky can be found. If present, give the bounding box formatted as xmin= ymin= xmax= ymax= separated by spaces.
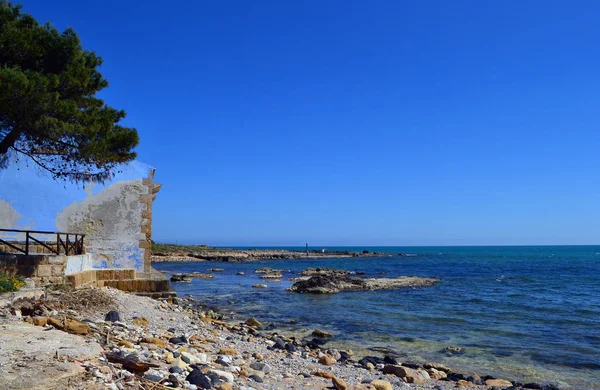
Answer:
xmin=20 ymin=0 xmax=600 ymax=246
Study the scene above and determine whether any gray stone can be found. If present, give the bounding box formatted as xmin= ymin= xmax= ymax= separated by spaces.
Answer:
xmin=186 ymin=369 xmax=213 ymax=388
xmin=250 ymin=361 xmax=271 ymax=374
xmin=215 ymin=356 xmax=230 ymax=366
xmin=168 ymin=374 xmax=179 ymax=387
xmin=105 ymin=311 xmax=120 ymax=322
xmin=144 ymin=374 xmax=162 ymax=382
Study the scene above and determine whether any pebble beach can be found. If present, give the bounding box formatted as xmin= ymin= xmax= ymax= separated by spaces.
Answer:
xmin=0 ymin=285 xmax=561 ymax=390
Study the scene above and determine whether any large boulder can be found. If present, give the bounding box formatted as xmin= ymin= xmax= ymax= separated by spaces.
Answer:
xmin=382 ymin=365 xmax=425 ymax=384
xmin=289 ymin=275 xmax=368 ymax=293
xmin=289 ymin=274 xmax=438 ymax=294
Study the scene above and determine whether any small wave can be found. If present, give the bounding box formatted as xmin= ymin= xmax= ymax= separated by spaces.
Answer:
xmin=468 ymin=297 xmax=485 ymax=303
xmin=529 ymin=352 xmax=600 ymax=370
xmin=417 ymin=315 xmax=469 ymax=324
xmin=560 ymin=361 xmax=600 ymax=370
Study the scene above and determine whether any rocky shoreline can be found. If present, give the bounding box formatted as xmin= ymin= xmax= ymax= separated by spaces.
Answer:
xmin=152 ymin=248 xmax=405 ymax=263
xmin=0 ymin=286 xmax=562 ymax=390
xmin=167 ymin=267 xmax=439 ymax=294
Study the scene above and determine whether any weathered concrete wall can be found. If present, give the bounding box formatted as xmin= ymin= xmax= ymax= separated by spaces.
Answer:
xmin=56 ymin=180 xmax=147 ymax=270
xmin=0 ymin=254 xmax=90 ymax=284
xmin=64 ymin=254 xmax=93 ymax=275
xmin=0 ymin=159 xmax=159 ymax=272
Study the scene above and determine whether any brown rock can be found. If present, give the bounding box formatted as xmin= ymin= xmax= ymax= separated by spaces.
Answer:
xmin=427 ymin=368 xmax=447 ymax=380
xmin=244 ymin=318 xmax=262 ymax=328
xmin=382 ymin=365 xmax=423 ymax=384
xmin=32 ymin=316 xmax=49 ymax=327
xmin=106 ymin=352 xmax=159 ymax=374
xmin=47 ymin=317 xmax=64 ymax=329
xmin=456 ymin=380 xmax=471 ymax=387
xmin=404 ymin=376 xmax=424 ymax=385
xmin=143 ymin=337 xmax=167 ymax=348
xmin=132 ymin=317 xmax=149 ymax=326
xmin=370 ymin=380 xmax=393 ymax=390
xmin=485 ymin=379 xmax=513 ymax=387
xmin=332 ymin=377 xmax=348 ymax=390
xmin=216 ymin=384 xmax=232 ymax=390
xmin=423 ymin=362 xmax=452 ymax=373
xmin=312 ymin=329 xmax=333 ymax=338
xmin=312 ymin=371 xmax=335 ymax=379
xmin=219 ymin=348 xmax=239 ymax=355
xmin=165 ymin=352 xmax=175 ymax=364
xmin=63 ymin=318 xmax=89 ymax=335
xmin=118 ymin=340 xmax=134 ymax=349
xmin=318 ymin=355 xmax=336 ymax=366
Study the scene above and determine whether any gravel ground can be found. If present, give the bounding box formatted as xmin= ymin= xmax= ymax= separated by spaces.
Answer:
xmin=1 ymin=287 xmax=540 ymax=390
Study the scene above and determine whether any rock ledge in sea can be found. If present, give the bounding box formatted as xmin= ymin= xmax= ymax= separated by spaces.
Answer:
xmin=288 ymin=274 xmax=438 ymax=294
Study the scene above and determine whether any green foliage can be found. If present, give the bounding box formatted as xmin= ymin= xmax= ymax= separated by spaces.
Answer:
xmin=0 ymin=273 xmax=25 ymax=293
xmin=0 ymin=1 xmax=139 ymax=182
xmin=152 ymin=243 xmax=225 ymax=254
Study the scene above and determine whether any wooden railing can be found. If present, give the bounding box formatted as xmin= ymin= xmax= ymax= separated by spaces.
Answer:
xmin=0 ymin=229 xmax=85 ymax=256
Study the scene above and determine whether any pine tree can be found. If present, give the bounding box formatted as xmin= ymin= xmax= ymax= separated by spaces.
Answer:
xmin=0 ymin=1 xmax=139 ymax=182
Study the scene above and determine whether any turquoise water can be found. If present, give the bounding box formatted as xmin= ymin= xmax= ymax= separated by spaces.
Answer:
xmin=153 ymin=246 xmax=600 ymax=389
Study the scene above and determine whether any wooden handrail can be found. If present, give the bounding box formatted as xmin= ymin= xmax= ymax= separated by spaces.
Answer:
xmin=0 ymin=229 xmax=85 ymax=256
xmin=0 ymin=228 xmax=83 ymax=236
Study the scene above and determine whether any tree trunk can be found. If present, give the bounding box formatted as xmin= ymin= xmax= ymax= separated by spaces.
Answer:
xmin=0 ymin=128 xmax=22 ymax=155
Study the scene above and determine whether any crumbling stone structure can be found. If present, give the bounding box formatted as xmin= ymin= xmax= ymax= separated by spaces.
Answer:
xmin=0 ymin=160 xmax=171 ymax=295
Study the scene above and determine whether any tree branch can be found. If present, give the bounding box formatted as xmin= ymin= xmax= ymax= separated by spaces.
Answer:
xmin=11 ymin=144 xmax=111 ymax=183
xmin=11 ymin=145 xmax=62 ymax=176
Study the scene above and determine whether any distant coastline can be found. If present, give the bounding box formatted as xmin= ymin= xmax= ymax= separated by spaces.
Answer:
xmin=151 ymin=243 xmax=405 ymax=262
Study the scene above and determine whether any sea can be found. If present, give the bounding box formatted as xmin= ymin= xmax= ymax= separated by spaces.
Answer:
xmin=152 ymin=246 xmax=600 ymax=389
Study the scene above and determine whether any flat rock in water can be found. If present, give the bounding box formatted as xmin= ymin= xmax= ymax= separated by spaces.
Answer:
xmin=170 ymin=274 xmax=192 ymax=282
xmin=289 ymin=274 xmax=438 ymax=294
xmin=312 ymin=329 xmax=333 ymax=338
xmin=485 ymin=379 xmax=514 ymax=387
xmin=244 ymin=317 xmax=262 ymax=328
xmin=300 ymin=268 xmax=350 ymax=276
